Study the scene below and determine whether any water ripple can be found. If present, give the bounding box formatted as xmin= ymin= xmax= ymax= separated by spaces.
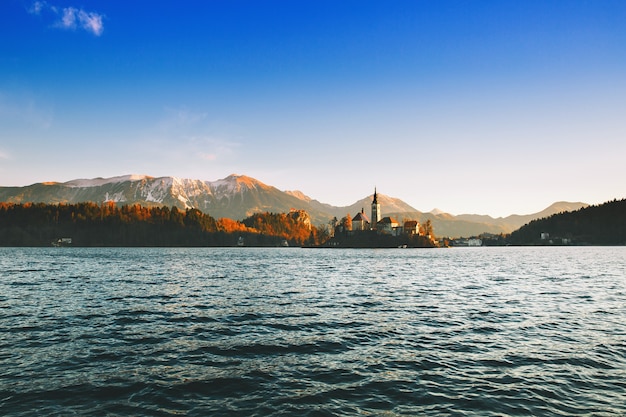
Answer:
xmin=1 ymin=247 xmax=625 ymax=416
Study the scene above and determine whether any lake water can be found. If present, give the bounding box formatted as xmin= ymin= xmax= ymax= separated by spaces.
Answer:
xmin=1 ymin=247 xmax=625 ymax=416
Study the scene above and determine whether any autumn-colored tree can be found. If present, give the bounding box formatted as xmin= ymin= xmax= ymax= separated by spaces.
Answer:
xmin=0 ymin=202 xmax=328 ymax=247
xmin=424 ymin=219 xmax=433 ymax=237
xmin=340 ymin=214 xmax=352 ymax=231
xmin=217 ymin=217 xmax=250 ymax=233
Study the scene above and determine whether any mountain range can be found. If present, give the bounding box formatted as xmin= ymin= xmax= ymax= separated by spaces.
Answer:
xmin=0 ymin=174 xmax=588 ymax=237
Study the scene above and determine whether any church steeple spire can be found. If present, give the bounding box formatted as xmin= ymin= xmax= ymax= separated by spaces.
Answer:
xmin=371 ymin=187 xmax=381 ymax=229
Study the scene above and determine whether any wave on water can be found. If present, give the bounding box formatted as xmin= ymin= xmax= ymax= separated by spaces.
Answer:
xmin=1 ymin=247 xmax=625 ymax=416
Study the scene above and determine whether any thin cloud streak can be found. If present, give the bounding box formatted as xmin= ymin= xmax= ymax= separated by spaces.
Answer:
xmin=28 ymin=1 xmax=104 ymax=36
xmin=57 ymin=7 xmax=104 ymax=36
xmin=0 ymin=93 xmax=53 ymax=129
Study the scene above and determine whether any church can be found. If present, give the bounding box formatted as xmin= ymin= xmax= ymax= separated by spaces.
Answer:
xmin=349 ymin=188 xmax=420 ymax=236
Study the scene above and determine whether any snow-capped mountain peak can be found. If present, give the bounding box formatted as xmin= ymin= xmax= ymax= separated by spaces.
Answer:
xmin=0 ymin=173 xmax=591 ymax=234
xmin=63 ymin=174 xmax=152 ymax=188
xmin=285 ymin=190 xmax=311 ymax=202
xmin=209 ymin=174 xmax=270 ymax=198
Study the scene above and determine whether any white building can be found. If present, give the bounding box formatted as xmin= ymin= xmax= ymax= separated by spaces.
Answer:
xmin=352 ymin=209 xmax=370 ymax=231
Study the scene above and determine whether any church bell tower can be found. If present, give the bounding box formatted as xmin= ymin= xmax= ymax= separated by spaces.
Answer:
xmin=371 ymin=187 xmax=381 ymax=230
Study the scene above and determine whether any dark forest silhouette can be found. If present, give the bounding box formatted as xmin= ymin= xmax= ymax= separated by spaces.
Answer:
xmin=508 ymin=199 xmax=626 ymax=245
xmin=2 ymin=199 xmax=625 ymax=247
xmin=0 ymin=202 xmax=323 ymax=247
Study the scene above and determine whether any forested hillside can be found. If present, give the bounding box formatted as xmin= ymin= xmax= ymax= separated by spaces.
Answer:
xmin=0 ymin=202 xmax=323 ymax=247
xmin=508 ymin=199 xmax=626 ymax=245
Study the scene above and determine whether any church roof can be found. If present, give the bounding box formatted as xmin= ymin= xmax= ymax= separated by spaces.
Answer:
xmin=378 ymin=216 xmax=399 ymax=224
xmin=353 ymin=211 xmax=370 ymax=222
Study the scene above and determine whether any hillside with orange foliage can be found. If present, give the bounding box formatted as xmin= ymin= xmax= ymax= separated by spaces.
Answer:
xmin=0 ymin=202 xmax=326 ymax=247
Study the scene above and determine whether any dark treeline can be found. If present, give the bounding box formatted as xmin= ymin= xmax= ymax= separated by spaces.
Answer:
xmin=327 ymin=230 xmax=436 ymax=248
xmin=508 ymin=199 xmax=626 ymax=245
xmin=0 ymin=202 xmax=324 ymax=247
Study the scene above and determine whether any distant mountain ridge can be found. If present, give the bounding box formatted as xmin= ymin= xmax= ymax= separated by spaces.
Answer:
xmin=0 ymin=174 xmax=332 ymax=224
xmin=384 ymin=201 xmax=588 ymax=238
xmin=455 ymin=201 xmax=589 ymax=227
xmin=0 ymin=174 xmax=589 ymax=237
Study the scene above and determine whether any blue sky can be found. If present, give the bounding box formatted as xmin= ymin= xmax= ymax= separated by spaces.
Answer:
xmin=1 ymin=0 xmax=625 ymax=217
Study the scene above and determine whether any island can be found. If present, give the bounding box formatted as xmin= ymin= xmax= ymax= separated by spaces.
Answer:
xmin=319 ymin=189 xmax=437 ymax=248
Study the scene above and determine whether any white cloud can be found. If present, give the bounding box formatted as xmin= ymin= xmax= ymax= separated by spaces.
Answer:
xmin=0 ymin=92 xmax=53 ymax=129
xmin=191 ymin=137 xmax=239 ymax=162
xmin=77 ymin=10 xmax=104 ymax=36
xmin=28 ymin=1 xmax=46 ymax=15
xmin=200 ymin=153 xmax=217 ymax=161
xmin=0 ymin=150 xmax=9 ymax=160
xmin=59 ymin=7 xmax=76 ymax=29
xmin=155 ymin=108 xmax=213 ymax=132
xmin=28 ymin=1 xmax=104 ymax=36
xmin=163 ymin=109 xmax=242 ymax=158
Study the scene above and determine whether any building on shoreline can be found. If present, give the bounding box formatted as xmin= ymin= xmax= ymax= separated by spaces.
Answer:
xmin=352 ymin=209 xmax=370 ymax=231
xmin=337 ymin=188 xmax=423 ymax=238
